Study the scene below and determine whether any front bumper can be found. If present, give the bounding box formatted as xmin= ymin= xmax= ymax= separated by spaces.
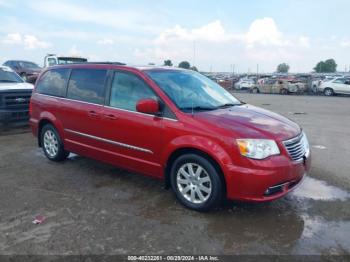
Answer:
xmin=225 ymin=153 xmax=311 ymax=202
xmin=0 ymin=109 xmax=30 ymax=123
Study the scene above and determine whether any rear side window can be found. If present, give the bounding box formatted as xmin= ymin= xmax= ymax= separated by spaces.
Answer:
xmin=36 ymin=68 xmax=70 ymax=97
xmin=67 ymin=69 xmax=107 ymax=104
xmin=109 ymin=71 xmax=157 ymax=111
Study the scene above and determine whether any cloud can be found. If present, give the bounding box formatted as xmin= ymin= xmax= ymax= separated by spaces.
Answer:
xmin=97 ymin=38 xmax=114 ymax=45
xmin=29 ymin=1 xmax=161 ymax=33
xmin=68 ymin=45 xmax=83 ymax=56
xmin=2 ymin=33 xmax=22 ymax=44
xmin=1 ymin=33 xmax=51 ymax=49
xmin=340 ymin=40 xmax=350 ymax=47
xmin=155 ymin=20 xmax=234 ymax=44
xmin=23 ymin=35 xmax=51 ymax=49
xmin=245 ymin=17 xmax=283 ymax=47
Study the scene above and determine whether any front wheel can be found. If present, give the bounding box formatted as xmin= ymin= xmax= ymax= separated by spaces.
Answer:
xmin=324 ymin=88 xmax=334 ymax=96
xmin=41 ymin=124 xmax=69 ymax=161
xmin=170 ymin=154 xmax=224 ymax=212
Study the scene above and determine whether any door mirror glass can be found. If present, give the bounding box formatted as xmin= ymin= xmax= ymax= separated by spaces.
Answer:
xmin=136 ymin=98 xmax=160 ymax=115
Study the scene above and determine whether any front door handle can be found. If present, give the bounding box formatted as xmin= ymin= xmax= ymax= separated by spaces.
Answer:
xmin=88 ymin=110 xmax=99 ymax=118
xmin=104 ymin=114 xmax=118 ymax=120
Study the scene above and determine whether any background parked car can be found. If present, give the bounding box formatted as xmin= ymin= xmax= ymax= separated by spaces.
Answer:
xmin=3 ymin=60 xmax=42 ymax=83
xmin=235 ymin=79 xmax=256 ymax=90
xmin=318 ymin=77 xmax=350 ymax=96
xmin=250 ymin=79 xmax=306 ymax=94
xmin=0 ymin=66 xmax=33 ymax=123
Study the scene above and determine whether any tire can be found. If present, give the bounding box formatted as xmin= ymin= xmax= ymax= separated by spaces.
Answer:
xmin=280 ymin=88 xmax=288 ymax=95
xmin=40 ymin=124 xmax=69 ymax=161
xmin=170 ymin=154 xmax=224 ymax=212
xmin=324 ymin=88 xmax=334 ymax=96
xmin=252 ymin=87 xmax=259 ymax=94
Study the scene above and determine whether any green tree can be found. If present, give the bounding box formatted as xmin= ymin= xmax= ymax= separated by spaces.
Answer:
xmin=178 ymin=61 xmax=191 ymax=69
xmin=190 ymin=66 xmax=198 ymax=72
xmin=277 ymin=63 xmax=290 ymax=73
xmin=163 ymin=59 xmax=173 ymax=66
xmin=314 ymin=59 xmax=337 ymax=73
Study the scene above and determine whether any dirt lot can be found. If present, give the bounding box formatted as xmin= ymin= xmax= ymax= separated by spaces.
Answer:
xmin=0 ymin=93 xmax=349 ymax=256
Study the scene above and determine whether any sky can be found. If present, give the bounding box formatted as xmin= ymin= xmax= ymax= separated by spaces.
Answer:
xmin=1 ymin=0 xmax=350 ymax=72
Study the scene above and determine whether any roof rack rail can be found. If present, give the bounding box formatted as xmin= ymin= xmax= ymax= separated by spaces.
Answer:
xmin=81 ymin=61 xmax=126 ymax=65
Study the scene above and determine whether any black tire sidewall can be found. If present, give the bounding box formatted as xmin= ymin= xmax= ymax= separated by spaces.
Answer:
xmin=40 ymin=124 xmax=68 ymax=161
xmin=170 ymin=154 xmax=223 ymax=211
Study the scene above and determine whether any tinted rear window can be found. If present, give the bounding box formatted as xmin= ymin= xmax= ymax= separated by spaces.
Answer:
xmin=67 ymin=69 xmax=107 ymax=104
xmin=36 ymin=68 xmax=70 ymax=97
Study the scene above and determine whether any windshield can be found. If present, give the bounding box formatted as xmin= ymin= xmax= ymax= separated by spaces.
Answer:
xmin=18 ymin=61 xmax=41 ymax=69
xmin=147 ymin=70 xmax=241 ymax=112
xmin=0 ymin=68 xmax=24 ymax=83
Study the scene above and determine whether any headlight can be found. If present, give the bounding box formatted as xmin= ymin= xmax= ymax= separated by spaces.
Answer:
xmin=301 ymin=132 xmax=310 ymax=155
xmin=236 ymin=139 xmax=280 ymax=159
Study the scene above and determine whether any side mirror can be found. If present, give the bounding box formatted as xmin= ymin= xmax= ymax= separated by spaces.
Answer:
xmin=136 ymin=98 xmax=160 ymax=115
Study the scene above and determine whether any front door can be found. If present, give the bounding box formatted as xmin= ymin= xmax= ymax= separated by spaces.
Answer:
xmin=100 ymin=70 xmax=164 ymax=177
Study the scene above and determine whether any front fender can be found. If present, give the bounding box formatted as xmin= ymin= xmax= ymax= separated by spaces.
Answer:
xmin=162 ymin=135 xmax=233 ymax=176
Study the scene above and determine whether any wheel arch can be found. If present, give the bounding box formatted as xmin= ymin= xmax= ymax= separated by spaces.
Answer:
xmin=37 ymin=113 xmax=64 ymax=147
xmin=164 ymin=147 xmax=227 ymax=196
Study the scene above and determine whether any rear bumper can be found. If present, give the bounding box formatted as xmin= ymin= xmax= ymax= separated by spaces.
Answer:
xmin=225 ymin=154 xmax=311 ymax=202
xmin=0 ymin=109 xmax=29 ymax=123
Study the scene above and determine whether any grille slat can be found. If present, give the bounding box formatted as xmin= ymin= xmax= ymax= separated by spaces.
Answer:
xmin=283 ymin=133 xmax=308 ymax=161
xmin=3 ymin=93 xmax=31 ymax=109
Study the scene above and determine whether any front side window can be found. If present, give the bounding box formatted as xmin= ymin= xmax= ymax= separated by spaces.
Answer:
xmin=67 ymin=69 xmax=107 ymax=104
xmin=18 ymin=61 xmax=41 ymax=69
xmin=36 ymin=68 xmax=69 ymax=96
xmin=109 ymin=71 xmax=157 ymax=111
xmin=333 ymin=78 xmax=345 ymax=84
xmin=47 ymin=58 xmax=57 ymax=66
xmin=146 ymin=70 xmax=241 ymax=112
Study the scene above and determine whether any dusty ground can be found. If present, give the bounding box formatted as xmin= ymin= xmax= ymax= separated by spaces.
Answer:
xmin=0 ymin=93 xmax=349 ymax=256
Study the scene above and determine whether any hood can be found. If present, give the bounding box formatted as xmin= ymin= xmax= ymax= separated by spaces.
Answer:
xmin=195 ymin=104 xmax=300 ymax=141
xmin=0 ymin=82 xmax=34 ymax=92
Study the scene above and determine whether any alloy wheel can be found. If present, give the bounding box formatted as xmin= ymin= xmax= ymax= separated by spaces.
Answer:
xmin=43 ymin=130 xmax=59 ymax=158
xmin=176 ymin=163 xmax=212 ymax=204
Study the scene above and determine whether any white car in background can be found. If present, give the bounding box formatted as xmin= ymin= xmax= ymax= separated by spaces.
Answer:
xmin=318 ymin=77 xmax=350 ymax=96
xmin=235 ymin=79 xmax=255 ymax=90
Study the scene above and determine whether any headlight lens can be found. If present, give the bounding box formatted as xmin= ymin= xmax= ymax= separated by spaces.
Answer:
xmin=236 ymin=139 xmax=280 ymax=159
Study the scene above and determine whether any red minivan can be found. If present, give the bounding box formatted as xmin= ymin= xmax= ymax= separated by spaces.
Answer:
xmin=29 ymin=63 xmax=311 ymax=211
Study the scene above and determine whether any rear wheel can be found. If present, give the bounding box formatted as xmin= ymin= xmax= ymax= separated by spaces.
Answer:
xmin=40 ymin=124 xmax=69 ymax=161
xmin=252 ymin=87 xmax=259 ymax=94
xmin=324 ymin=88 xmax=334 ymax=96
xmin=170 ymin=154 xmax=224 ymax=211
xmin=280 ymin=88 xmax=288 ymax=95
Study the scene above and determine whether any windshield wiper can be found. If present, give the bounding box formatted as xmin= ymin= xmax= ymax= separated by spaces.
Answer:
xmin=0 ymin=80 xmax=19 ymax=83
xmin=180 ymin=106 xmax=217 ymax=112
xmin=216 ymin=103 xmax=239 ymax=109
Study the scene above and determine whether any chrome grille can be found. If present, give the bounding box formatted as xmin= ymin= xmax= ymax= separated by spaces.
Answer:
xmin=283 ymin=132 xmax=308 ymax=161
xmin=4 ymin=93 xmax=31 ymax=108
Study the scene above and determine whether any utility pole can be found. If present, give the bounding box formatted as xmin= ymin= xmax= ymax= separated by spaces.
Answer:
xmin=257 ymin=64 xmax=259 ymax=77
